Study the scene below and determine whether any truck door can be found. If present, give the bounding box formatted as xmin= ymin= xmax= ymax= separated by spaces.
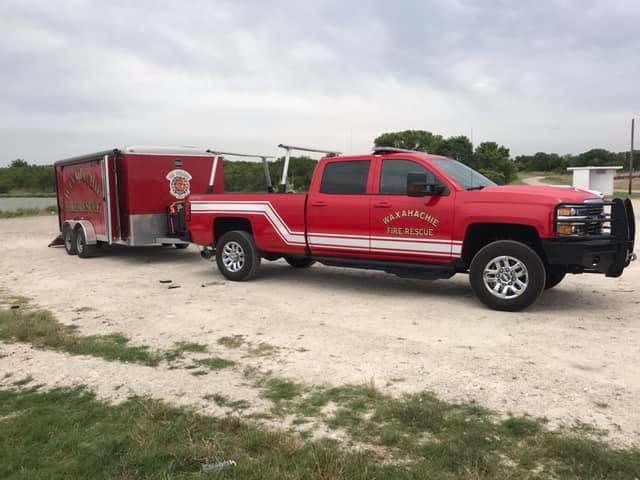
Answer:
xmin=306 ymin=158 xmax=372 ymax=257
xmin=369 ymin=157 xmax=457 ymax=263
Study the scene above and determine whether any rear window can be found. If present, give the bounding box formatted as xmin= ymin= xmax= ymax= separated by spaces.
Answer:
xmin=319 ymin=160 xmax=370 ymax=194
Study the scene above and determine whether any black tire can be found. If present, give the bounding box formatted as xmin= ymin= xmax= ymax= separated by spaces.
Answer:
xmin=545 ymin=265 xmax=566 ymax=290
xmin=469 ymin=240 xmax=546 ymax=311
xmin=215 ymin=231 xmax=261 ymax=281
xmin=284 ymin=256 xmax=316 ymax=268
xmin=174 ymin=243 xmax=189 ymax=249
xmin=63 ymin=225 xmax=77 ymax=255
xmin=75 ymin=228 xmax=95 ymax=259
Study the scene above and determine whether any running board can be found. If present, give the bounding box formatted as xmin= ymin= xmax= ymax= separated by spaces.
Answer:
xmin=313 ymin=256 xmax=456 ymax=280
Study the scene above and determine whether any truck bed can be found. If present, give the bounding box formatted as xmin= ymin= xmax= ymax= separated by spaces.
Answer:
xmin=188 ymin=193 xmax=308 ymax=255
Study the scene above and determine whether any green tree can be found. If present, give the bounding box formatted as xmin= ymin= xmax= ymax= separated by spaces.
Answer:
xmin=374 ymin=130 xmax=444 ymax=153
xmin=473 ymin=142 xmax=516 ymax=184
xmin=434 ymin=136 xmax=473 ymax=164
xmin=10 ymin=159 xmax=28 ymax=168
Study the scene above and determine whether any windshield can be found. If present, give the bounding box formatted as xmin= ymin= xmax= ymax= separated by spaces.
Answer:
xmin=430 ymin=158 xmax=496 ymax=190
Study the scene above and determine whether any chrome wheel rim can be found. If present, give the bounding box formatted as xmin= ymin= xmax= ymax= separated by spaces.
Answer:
xmin=222 ymin=241 xmax=245 ymax=273
xmin=76 ymin=233 xmax=84 ymax=254
xmin=483 ymin=255 xmax=528 ymax=299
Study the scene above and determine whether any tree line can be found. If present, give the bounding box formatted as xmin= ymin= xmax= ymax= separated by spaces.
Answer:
xmin=1 ymin=133 xmax=636 ymax=193
xmin=0 ymin=157 xmax=317 ymax=194
xmin=374 ymin=130 xmax=635 ymax=184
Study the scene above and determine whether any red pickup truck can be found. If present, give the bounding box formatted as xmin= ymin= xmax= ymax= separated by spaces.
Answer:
xmin=179 ymin=145 xmax=636 ymax=311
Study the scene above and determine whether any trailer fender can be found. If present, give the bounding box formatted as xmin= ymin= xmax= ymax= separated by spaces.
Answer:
xmin=64 ymin=220 xmax=98 ymax=245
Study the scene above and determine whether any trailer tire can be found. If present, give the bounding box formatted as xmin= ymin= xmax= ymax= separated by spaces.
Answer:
xmin=469 ymin=240 xmax=545 ymax=312
xmin=174 ymin=243 xmax=189 ymax=250
xmin=216 ymin=231 xmax=261 ymax=281
xmin=63 ymin=225 xmax=77 ymax=255
xmin=75 ymin=227 xmax=95 ymax=259
xmin=284 ymin=257 xmax=316 ymax=268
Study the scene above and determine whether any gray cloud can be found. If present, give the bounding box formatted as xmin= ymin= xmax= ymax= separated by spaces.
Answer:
xmin=1 ymin=0 xmax=639 ymax=164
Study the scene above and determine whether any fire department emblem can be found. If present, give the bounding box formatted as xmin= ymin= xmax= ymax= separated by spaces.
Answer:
xmin=166 ymin=169 xmax=192 ymax=199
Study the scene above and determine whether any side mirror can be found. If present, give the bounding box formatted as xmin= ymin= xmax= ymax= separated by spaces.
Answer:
xmin=406 ymin=172 xmax=447 ymax=197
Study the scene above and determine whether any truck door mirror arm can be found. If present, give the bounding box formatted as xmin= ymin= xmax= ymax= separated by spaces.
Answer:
xmin=406 ymin=172 xmax=448 ymax=197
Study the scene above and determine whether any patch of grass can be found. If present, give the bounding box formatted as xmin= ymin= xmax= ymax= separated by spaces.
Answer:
xmin=0 ymin=191 xmax=55 ymax=198
xmin=164 ymin=341 xmax=208 ymax=362
xmin=0 ymin=206 xmax=57 ymax=218
xmin=204 ymin=393 xmax=250 ymax=411
xmin=260 ymin=378 xmax=303 ymax=403
xmin=193 ymin=356 xmax=235 ymax=370
xmin=540 ymin=173 xmax=572 ymax=185
xmin=10 ymin=376 xmax=33 ymax=387
xmin=217 ymin=334 xmax=245 ymax=348
xmin=2 ymin=385 xmax=640 ymax=479
xmin=0 ymin=301 xmax=161 ymax=366
xmin=612 ymin=191 xmax=640 ymax=199
xmin=247 ymin=342 xmax=278 ymax=357
xmin=190 ymin=370 xmax=208 ymax=377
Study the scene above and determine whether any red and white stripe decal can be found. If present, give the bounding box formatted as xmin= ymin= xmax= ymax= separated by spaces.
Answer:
xmin=191 ymin=201 xmax=462 ymax=257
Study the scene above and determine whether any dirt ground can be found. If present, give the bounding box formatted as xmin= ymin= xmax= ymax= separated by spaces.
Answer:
xmin=1 ymin=207 xmax=639 ymax=446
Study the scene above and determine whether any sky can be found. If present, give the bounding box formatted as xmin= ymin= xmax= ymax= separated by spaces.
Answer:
xmin=1 ymin=0 xmax=639 ymax=165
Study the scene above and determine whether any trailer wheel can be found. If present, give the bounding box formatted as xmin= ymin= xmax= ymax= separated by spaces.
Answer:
xmin=174 ymin=243 xmax=189 ymax=250
xmin=63 ymin=225 xmax=77 ymax=255
xmin=75 ymin=227 xmax=95 ymax=259
xmin=215 ymin=231 xmax=261 ymax=281
xmin=284 ymin=257 xmax=316 ymax=268
xmin=469 ymin=240 xmax=545 ymax=311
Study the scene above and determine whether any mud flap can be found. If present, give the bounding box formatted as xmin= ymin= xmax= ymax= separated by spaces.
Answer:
xmin=48 ymin=233 xmax=64 ymax=247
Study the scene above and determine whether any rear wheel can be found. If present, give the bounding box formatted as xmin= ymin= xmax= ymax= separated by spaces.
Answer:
xmin=545 ymin=265 xmax=566 ymax=290
xmin=63 ymin=225 xmax=77 ymax=255
xmin=284 ymin=256 xmax=316 ymax=268
xmin=75 ymin=228 xmax=95 ymax=259
xmin=215 ymin=231 xmax=261 ymax=281
xmin=469 ymin=240 xmax=545 ymax=311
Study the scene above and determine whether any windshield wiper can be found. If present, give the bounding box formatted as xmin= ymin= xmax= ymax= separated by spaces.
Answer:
xmin=467 ymin=186 xmax=485 ymax=191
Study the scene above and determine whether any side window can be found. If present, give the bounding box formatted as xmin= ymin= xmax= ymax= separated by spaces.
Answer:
xmin=319 ymin=160 xmax=370 ymax=194
xmin=380 ymin=159 xmax=436 ymax=194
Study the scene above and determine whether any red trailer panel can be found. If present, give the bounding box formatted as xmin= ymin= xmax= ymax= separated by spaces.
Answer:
xmin=53 ymin=146 xmax=222 ymax=255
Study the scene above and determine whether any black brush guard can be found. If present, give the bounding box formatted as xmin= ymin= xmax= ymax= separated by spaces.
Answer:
xmin=546 ymin=198 xmax=635 ymax=277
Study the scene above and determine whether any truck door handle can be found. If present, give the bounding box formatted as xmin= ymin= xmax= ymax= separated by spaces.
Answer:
xmin=310 ymin=201 xmax=326 ymax=207
xmin=373 ymin=202 xmax=392 ymax=208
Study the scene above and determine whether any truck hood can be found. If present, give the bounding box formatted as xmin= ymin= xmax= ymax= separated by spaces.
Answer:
xmin=461 ymin=185 xmax=600 ymax=205
xmin=468 ymin=184 xmax=600 ymax=204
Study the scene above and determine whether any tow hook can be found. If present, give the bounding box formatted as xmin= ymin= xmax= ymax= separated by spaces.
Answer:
xmin=200 ymin=247 xmax=215 ymax=260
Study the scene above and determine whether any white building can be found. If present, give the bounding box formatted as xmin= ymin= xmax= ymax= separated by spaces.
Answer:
xmin=566 ymin=166 xmax=622 ymax=196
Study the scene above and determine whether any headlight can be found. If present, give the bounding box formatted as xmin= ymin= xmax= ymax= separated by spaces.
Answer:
xmin=558 ymin=206 xmax=577 ymax=217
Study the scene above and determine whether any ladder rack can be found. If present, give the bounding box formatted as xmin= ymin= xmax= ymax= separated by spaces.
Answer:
xmin=277 ymin=144 xmax=341 ymax=193
xmin=206 ymin=149 xmax=276 ymax=193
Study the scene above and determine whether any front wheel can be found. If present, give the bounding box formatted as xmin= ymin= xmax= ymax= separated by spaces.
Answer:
xmin=469 ymin=240 xmax=545 ymax=311
xmin=284 ymin=256 xmax=316 ymax=268
xmin=215 ymin=231 xmax=261 ymax=281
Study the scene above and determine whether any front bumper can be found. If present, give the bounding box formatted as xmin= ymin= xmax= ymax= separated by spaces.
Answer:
xmin=542 ymin=198 xmax=636 ymax=277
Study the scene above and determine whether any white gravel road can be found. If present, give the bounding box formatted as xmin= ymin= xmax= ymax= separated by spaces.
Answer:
xmin=0 ymin=209 xmax=639 ymax=445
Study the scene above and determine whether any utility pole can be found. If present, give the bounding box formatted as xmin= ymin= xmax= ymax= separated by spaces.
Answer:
xmin=630 ymin=118 xmax=635 ymax=195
